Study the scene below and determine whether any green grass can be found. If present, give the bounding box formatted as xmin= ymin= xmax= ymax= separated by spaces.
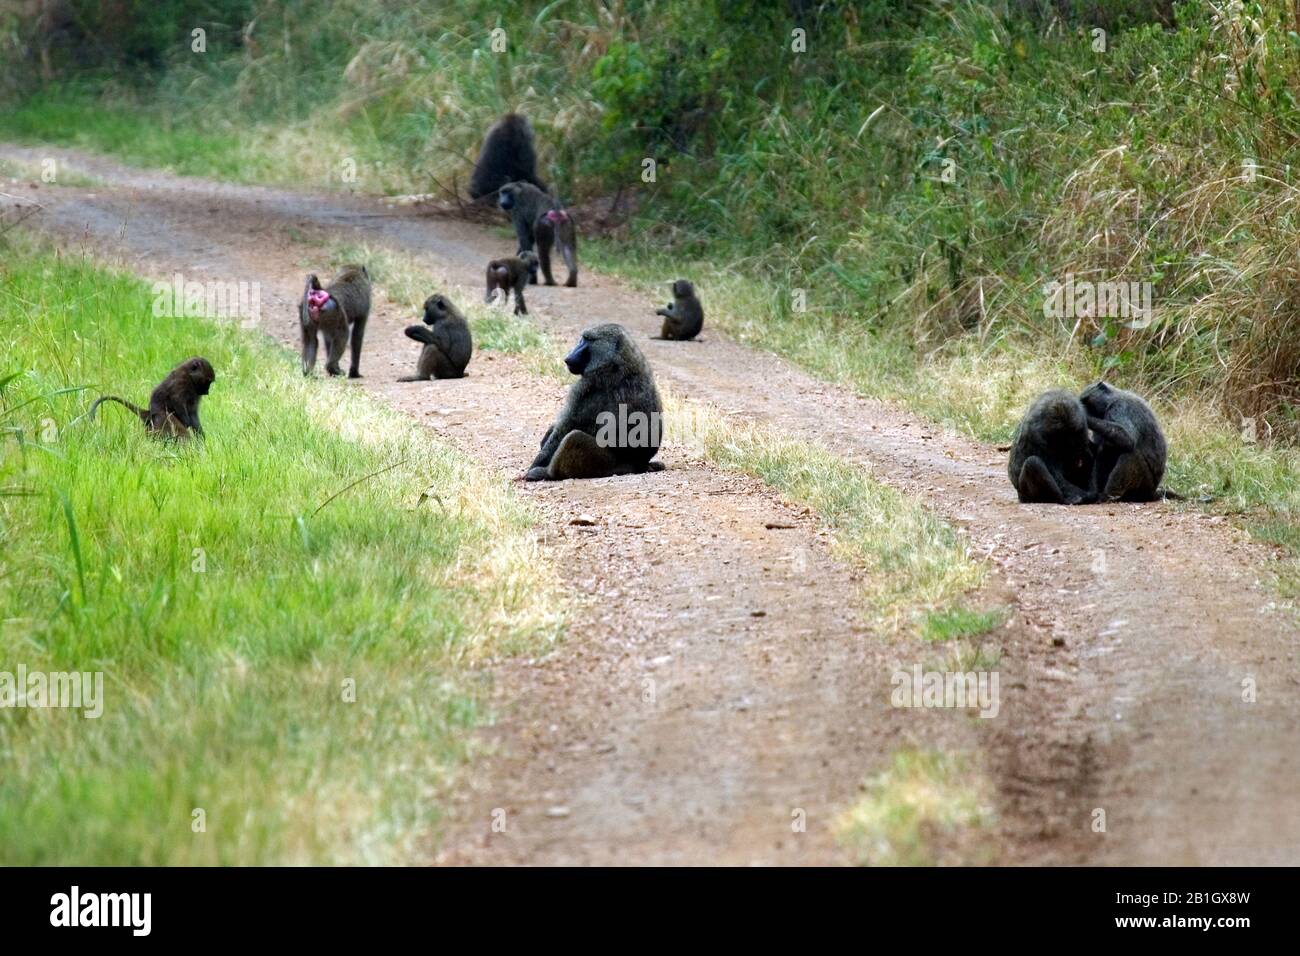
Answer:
xmin=834 ymin=749 xmax=998 ymax=866
xmin=921 ymin=607 xmax=1005 ymax=644
xmin=0 ymin=90 xmax=292 ymax=185
xmin=0 ymin=238 xmax=564 ymax=864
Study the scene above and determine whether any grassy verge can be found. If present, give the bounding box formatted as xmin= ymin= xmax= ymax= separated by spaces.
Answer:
xmin=666 ymin=395 xmax=990 ymax=634
xmin=0 ymin=153 xmax=100 ymax=187
xmin=833 ymin=749 xmax=998 ymax=866
xmin=0 ymin=237 xmax=564 ymax=864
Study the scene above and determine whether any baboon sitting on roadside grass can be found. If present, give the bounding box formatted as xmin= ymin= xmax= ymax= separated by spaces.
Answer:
xmin=85 ymin=357 xmax=215 ymax=440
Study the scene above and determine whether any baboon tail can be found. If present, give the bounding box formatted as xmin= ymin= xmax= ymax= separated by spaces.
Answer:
xmin=88 ymin=395 xmax=148 ymax=422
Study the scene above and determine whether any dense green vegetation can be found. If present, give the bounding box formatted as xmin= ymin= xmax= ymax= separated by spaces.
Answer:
xmin=0 ymin=240 xmax=562 ymax=863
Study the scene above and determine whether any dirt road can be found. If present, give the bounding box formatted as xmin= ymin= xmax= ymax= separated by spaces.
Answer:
xmin=5 ymin=143 xmax=1298 ymax=865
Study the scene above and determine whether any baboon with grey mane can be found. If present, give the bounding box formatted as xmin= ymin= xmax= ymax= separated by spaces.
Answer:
xmin=525 ymin=324 xmax=663 ymax=481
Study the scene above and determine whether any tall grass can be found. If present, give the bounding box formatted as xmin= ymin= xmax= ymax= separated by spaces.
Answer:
xmin=0 ymin=239 xmax=563 ymax=863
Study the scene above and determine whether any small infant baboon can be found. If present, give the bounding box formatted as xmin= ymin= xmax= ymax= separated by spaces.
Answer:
xmin=469 ymin=113 xmax=549 ymax=201
xmin=300 ymin=265 xmax=371 ymax=378
xmin=1079 ymin=380 xmax=1168 ymax=502
xmin=499 ymin=182 xmax=578 ymax=287
xmin=1007 ymin=389 xmax=1096 ymax=505
xmin=400 ymin=294 xmax=473 ymax=380
xmin=87 ymin=356 xmax=215 ymax=439
xmin=485 ymin=252 xmax=538 ymax=315
xmin=525 ymin=324 xmax=664 ymax=482
xmin=653 ymin=279 xmax=704 ymax=341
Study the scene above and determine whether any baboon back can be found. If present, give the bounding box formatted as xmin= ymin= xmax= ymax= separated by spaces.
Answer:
xmin=469 ymin=113 xmax=548 ymax=200
xmin=1007 ymin=389 xmax=1095 ymax=505
xmin=1080 ymin=381 xmax=1167 ymax=502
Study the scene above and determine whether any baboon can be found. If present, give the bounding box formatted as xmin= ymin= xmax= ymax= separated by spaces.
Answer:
xmin=499 ymin=182 xmax=578 ymax=286
xmin=533 ymin=207 xmax=579 ymax=287
xmin=300 ymin=265 xmax=371 ymax=378
xmin=485 ymin=252 xmax=538 ymax=315
xmin=1007 ymin=389 xmax=1096 ymax=505
xmin=400 ymin=294 xmax=473 ymax=380
xmin=86 ymin=357 xmax=215 ymax=439
xmin=468 ymin=113 xmax=548 ymax=201
xmin=1079 ymin=380 xmax=1168 ymax=502
xmin=526 ymin=324 xmax=664 ymax=482
xmin=653 ymin=280 xmax=704 ymax=340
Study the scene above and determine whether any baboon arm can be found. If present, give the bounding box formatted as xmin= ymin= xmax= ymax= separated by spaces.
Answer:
xmin=1055 ymin=472 xmax=1094 ymax=505
xmin=531 ymin=421 xmax=567 ymax=469
xmin=405 ymin=325 xmax=437 ymax=344
xmin=1087 ymin=416 xmax=1137 ymax=451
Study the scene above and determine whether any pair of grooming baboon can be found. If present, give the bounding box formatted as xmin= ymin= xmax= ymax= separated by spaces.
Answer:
xmin=1008 ymin=382 xmax=1170 ymax=504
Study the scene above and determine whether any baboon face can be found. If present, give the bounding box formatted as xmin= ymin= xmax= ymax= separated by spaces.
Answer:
xmin=565 ymin=324 xmax=625 ymax=377
xmin=498 ymin=184 xmax=520 ymax=211
xmin=423 ymin=295 xmax=451 ymax=324
xmin=184 ymin=357 xmax=216 ymax=395
xmin=1080 ymin=380 xmax=1114 ymax=417
xmin=672 ymin=280 xmax=694 ymax=298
